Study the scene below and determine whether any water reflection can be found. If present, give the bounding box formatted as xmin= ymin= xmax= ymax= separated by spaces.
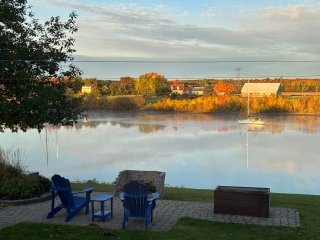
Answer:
xmin=73 ymin=117 xmax=166 ymax=134
xmin=0 ymin=111 xmax=319 ymax=195
xmin=73 ymin=111 xmax=320 ymax=135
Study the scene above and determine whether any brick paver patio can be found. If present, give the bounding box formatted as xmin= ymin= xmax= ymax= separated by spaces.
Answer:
xmin=0 ymin=193 xmax=300 ymax=231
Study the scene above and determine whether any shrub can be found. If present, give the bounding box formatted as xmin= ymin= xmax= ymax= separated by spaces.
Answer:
xmin=83 ymin=95 xmax=145 ymax=110
xmin=107 ymin=96 xmax=144 ymax=110
xmin=148 ymin=95 xmax=320 ymax=114
xmin=0 ymin=148 xmax=51 ymax=200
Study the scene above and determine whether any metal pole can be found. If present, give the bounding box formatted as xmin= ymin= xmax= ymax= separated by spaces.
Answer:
xmin=246 ymin=128 xmax=249 ymax=169
xmin=247 ymin=79 xmax=249 ymax=116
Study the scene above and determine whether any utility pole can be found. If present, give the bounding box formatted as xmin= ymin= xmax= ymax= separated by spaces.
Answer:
xmin=236 ymin=67 xmax=241 ymax=79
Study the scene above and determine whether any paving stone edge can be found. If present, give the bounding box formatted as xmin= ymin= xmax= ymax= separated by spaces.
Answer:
xmin=0 ymin=192 xmax=51 ymax=206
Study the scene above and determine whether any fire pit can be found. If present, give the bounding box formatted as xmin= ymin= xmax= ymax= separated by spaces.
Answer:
xmin=214 ymin=186 xmax=270 ymax=218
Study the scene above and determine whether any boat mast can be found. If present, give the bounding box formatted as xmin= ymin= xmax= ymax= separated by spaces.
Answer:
xmin=247 ymin=79 xmax=250 ymax=117
xmin=246 ymin=127 xmax=249 ymax=168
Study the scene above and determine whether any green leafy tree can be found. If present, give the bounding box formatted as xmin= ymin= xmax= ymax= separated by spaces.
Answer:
xmin=135 ymin=72 xmax=169 ymax=95
xmin=109 ymin=81 xmax=120 ymax=95
xmin=0 ymin=0 xmax=84 ymax=132
xmin=68 ymin=76 xmax=84 ymax=93
xmin=96 ymin=80 xmax=109 ymax=95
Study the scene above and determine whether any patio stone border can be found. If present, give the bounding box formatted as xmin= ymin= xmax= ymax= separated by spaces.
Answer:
xmin=0 ymin=192 xmax=51 ymax=206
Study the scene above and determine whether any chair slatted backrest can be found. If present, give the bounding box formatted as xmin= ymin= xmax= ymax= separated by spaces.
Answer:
xmin=51 ymin=174 xmax=74 ymax=209
xmin=123 ymin=181 xmax=148 ymax=217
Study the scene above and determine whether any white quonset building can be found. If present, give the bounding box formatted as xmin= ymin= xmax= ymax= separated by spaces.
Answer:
xmin=191 ymin=87 xmax=206 ymax=95
xmin=241 ymin=83 xmax=282 ymax=97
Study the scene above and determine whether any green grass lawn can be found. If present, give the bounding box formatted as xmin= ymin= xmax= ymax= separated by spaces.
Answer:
xmin=1 ymin=182 xmax=319 ymax=239
xmin=71 ymin=182 xmax=214 ymax=202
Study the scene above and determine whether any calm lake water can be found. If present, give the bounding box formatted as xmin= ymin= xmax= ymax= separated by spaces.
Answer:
xmin=1 ymin=111 xmax=320 ymax=195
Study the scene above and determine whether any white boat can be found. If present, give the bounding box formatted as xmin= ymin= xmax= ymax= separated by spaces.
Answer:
xmin=238 ymin=80 xmax=265 ymax=125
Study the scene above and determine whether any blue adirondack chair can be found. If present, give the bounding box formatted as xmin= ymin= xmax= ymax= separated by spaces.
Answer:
xmin=47 ymin=174 xmax=94 ymax=222
xmin=120 ymin=181 xmax=160 ymax=230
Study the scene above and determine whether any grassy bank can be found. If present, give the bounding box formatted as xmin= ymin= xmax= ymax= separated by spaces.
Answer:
xmin=71 ymin=181 xmax=214 ymax=202
xmin=1 ymin=181 xmax=319 ymax=239
xmin=82 ymin=95 xmax=164 ymax=110
xmin=82 ymin=95 xmax=320 ymax=114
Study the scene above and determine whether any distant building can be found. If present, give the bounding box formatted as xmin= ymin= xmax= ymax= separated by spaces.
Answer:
xmin=191 ymin=87 xmax=206 ymax=96
xmin=171 ymin=80 xmax=190 ymax=95
xmin=241 ymin=83 xmax=282 ymax=97
xmin=81 ymin=84 xmax=96 ymax=94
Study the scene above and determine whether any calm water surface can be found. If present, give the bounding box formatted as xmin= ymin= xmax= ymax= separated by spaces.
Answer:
xmin=1 ymin=111 xmax=320 ymax=195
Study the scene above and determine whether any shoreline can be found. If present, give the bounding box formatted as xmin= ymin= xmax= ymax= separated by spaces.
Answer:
xmin=84 ymin=108 xmax=320 ymax=117
xmin=82 ymin=94 xmax=320 ymax=115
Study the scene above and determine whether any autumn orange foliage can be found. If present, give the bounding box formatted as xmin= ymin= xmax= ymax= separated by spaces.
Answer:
xmin=147 ymin=96 xmax=320 ymax=114
xmin=148 ymin=72 xmax=160 ymax=79
xmin=213 ymin=81 xmax=236 ymax=95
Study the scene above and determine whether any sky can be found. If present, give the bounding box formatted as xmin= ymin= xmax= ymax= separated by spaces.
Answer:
xmin=28 ymin=0 xmax=320 ymax=79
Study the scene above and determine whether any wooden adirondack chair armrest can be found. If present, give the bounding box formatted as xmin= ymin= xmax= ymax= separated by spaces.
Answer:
xmin=73 ymin=187 xmax=95 ymax=195
xmin=148 ymin=192 xmax=160 ymax=202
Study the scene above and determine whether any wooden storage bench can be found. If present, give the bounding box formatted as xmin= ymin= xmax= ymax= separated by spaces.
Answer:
xmin=214 ymin=186 xmax=270 ymax=218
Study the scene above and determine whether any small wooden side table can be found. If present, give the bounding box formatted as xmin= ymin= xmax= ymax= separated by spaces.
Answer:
xmin=90 ymin=193 xmax=113 ymax=222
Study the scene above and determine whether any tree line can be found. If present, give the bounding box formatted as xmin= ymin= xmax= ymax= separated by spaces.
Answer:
xmin=66 ymin=73 xmax=170 ymax=96
xmin=67 ymin=77 xmax=320 ymax=97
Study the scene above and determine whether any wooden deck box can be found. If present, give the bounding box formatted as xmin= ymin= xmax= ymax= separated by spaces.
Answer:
xmin=214 ymin=186 xmax=270 ymax=218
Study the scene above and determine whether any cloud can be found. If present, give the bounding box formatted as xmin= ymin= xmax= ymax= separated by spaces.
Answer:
xmin=262 ymin=4 xmax=320 ymax=22
xmin=33 ymin=0 xmax=320 ymax=77
xmin=180 ymin=10 xmax=189 ymax=17
xmin=200 ymin=8 xmax=216 ymax=18
xmin=43 ymin=0 xmax=174 ymax=26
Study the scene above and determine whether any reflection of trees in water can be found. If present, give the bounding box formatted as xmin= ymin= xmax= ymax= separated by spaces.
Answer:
xmin=74 ymin=121 xmax=100 ymax=129
xmin=72 ymin=119 xmax=165 ymax=134
xmin=290 ymin=116 xmax=320 ymax=134
xmin=217 ymin=126 xmax=231 ymax=132
xmin=45 ymin=125 xmax=61 ymax=130
xmin=263 ymin=124 xmax=285 ymax=134
xmin=272 ymin=115 xmax=320 ymax=134
xmin=115 ymin=122 xmax=165 ymax=134
xmin=119 ymin=122 xmax=135 ymax=128
xmin=239 ymin=115 xmax=320 ymax=135
xmin=136 ymin=112 xmax=230 ymax=123
xmin=55 ymin=111 xmax=320 ymax=134
xmin=225 ymin=124 xmax=285 ymax=134
xmin=138 ymin=124 xmax=165 ymax=133
xmin=110 ymin=121 xmax=118 ymax=126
